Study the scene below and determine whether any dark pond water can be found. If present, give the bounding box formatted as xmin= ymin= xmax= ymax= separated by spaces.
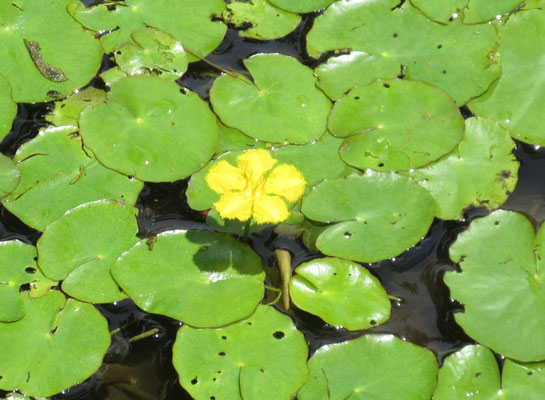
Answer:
xmin=2 ymin=11 xmax=545 ymax=400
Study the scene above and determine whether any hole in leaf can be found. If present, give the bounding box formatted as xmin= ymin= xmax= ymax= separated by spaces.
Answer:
xmin=218 ymin=352 xmax=226 ymax=356
xmin=354 ymin=96 xmax=360 ymax=100
xmin=221 ymin=335 xmax=227 ymax=340
xmin=273 ymin=331 xmax=285 ymax=339
xmin=25 ymin=267 xmax=36 ymax=274
xmin=494 ymin=221 xmax=500 ymax=226
xmin=475 ymin=372 xmax=482 ymax=377
xmin=33 ymin=256 xmax=38 ymax=261
xmin=344 ymin=232 xmax=352 ymax=238
xmin=48 ymin=326 xmax=58 ymax=336
xmin=378 ymin=163 xmax=385 ymax=167
xmin=437 ymin=44 xmax=443 ymax=49
xmin=528 ymin=371 xmax=534 ymax=376
xmin=247 ymin=322 xmax=252 ymax=326
xmin=370 ymin=320 xmax=377 ymax=326
xmin=393 ymin=33 xmax=398 ymax=38
xmin=383 ymin=83 xmax=390 ymax=88
xmin=19 ymin=283 xmax=31 ymax=292
xmin=210 ymin=397 xmax=216 ymax=400
xmin=260 ymin=369 xmax=265 ymax=373
xmin=442 ymin=70 xmax=447 ymax=74
xmin=191 ymin=377 xmax=198 ymax=385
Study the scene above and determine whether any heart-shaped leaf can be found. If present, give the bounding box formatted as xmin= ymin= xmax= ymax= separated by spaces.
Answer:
xmin=112 ymin=230 xmax=265 ymax=328
xmin=290 ymin=257 xmax=391 ymax=330
xmin=173 ymin=305 xmax=309 ymax=400
xmin=446 ymin=210 xmax=545 ymax=361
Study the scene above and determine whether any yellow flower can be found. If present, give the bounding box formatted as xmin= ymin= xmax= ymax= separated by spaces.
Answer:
xmin=206 ymin=149 xmax=306 ymax=224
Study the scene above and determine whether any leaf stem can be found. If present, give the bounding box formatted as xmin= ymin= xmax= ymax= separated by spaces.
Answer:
xmin=275 ymin=249 xmax=292 ymax=310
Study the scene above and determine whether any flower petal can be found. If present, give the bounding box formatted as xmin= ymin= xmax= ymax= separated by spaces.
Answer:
xmin=206 ymin=160 xmax=246 ymax=194
xmin=214 ymin=191 xmax=253 ymax=221
xmin=263 ymin=164 xmax=306 ymax=202
xmin=237 ymin=149 xmax=276 ymax=187
xmin=253 ymin=194 xmax=289 ymax=224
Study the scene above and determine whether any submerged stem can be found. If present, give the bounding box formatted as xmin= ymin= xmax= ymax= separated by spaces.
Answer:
xmin=275 ymin=249 xmax=292 ymax=310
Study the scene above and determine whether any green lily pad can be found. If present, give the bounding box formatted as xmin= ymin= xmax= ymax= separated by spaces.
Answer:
xmin=79 ymin=75 xmax=219 ymax=182
xmin=301 ymin=172 xmax=435 ymax=263
xmin=115 ymin=27 xmax=188 ymax=80
xmin=289 ymin=257 xmax=391 ymax=330
xmin=187 ymin=133 xmax=353 ymax=211
xmin=434 ymin=345 xmax=545 ymax=399
xmin=411 ymin=0 xmax=523 ymax=24
xmin=0 ymin=154 xmax=20 ymax=198
xmin=0 ymin=0 xmax=103 ymax=102
xmin=216 ymin=122 xmax=259 ymax=155
xmin=173 ymin=305 xmax=309 ymax=400
xmin=408 ymin=117 xmax=518 ymax=220
xmin=315 ymin=51 xmax=401 ymax=100
xmin=68 ymin=0 xmax=226 ymax=59
xmin=112 ymin=230 xmax=265 ymax=328
xmin=329 ymin=79 xmax=464 ymax=171
xmin=100 ymin=66 xmax=127 ymax=88
xmin=2 ymin=126 xmax=143 ymax=231
xmin=223 ymin=0 xmax=301 ymax=40
xmin=0 ymin=240 xmax=55 ymax=322
xmin=210 ymin=54 xmax=332 ymax=144
xmin=298 ymin=334 xmax=438 ymax=399
xmin=46 ymin=87 xmax=107 ymax=132
xmin=37 ymin=200 xmax=138 ymax=303
xmin=0 ymin=74 xmax=16 ymax=141
xmin=0 ymin=290 xmax=110 ymax=398
xmin=446 ymin=210 xmax=545 ymax=361
xmin=469 ymin=6 xmax=545 ymax=145
xmin=267 ymin=0 xmax=335 ymax=13
xmin=307 ymin=0 xmax=500 ymax=105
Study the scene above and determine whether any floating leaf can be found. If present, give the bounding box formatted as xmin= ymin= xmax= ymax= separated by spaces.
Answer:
xmin=0 ymin=0 xmax=103 ymax=102
xmin=0 ymin=290 xmax=110 ymax=397
xmin=3 ymin=126 xmax=143 ymax=231
xmin=307 ymin=0 xmax=500 ymax=105
xmin=68 ymin=0 xmax=226 ymax=59
xmin=411 ymin=0 xmax=523 ymax=24
xmin=46 ymin=87 xmax=107 ymax=132
xmin=79 ymin=76 xmax=218 ymax=182
xmin=37 ymin=200 xmax=138 ymax=303
xmin=112 ymin=230 xmax=265 ymax=328
xmin=210 ymin=54 xmax=331 ymax=144
xmin=290 ymin=257 xmax=391 ymax=330
xmin=267 ymin=0 xmax=335 ymax=13
xmin=223 ymin=0 xmax=301 ymax=40
xmin=434 ymin=345 xmax=545 ymax=399
xmin=216 ymin=122 xmax=259 ymax=155
xmin=408 ymin=117 xmax=518 ymax=220
xmin=446 ymin=210 xmax=545 ymax=361
xmin=115 ymin=27 xmax=188 ymax=80
xmin=0 ymin=74 xmax=16 ymax=141
xmin=187 ymin=133 xmax=353 ymax=211
xmin=315 ymin=51 xmax=400 ymax=100
xmin=329 ymin=79 xmax=464 ymax=171
xmin=298 ymin=334 xmax=438 ymax=399
xmin=0 ymin=241 xmax=54 ymax=322
xmin=469 ymin=6 xmax=545 ymax=145
xmin=301 ymin=172 xmax=435 ymax=263
xmin=173 ymin=305 xmax=309 ymax=400
xmin=0 ymin=154 xmax=20 ymax=198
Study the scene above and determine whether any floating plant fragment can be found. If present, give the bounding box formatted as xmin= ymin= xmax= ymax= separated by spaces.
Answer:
xmin=0 ymin=154 xmax=20 ymax=198
xmin=112 ymin=230 xmax=265 ymax=328
xmin=446 ymin=210 xmax=545 ymax=361
xmin=289 ymin=257 xmax=391 ymax=330
xmin=37 ymin=200 xmax=138 ymax=303
xmin=0 ymin=290 xmax=110 ymax=398
xmin=0 ymin=74 xmax=16 ymax=141
xmin=46 ymin=87 xmax=107 ymax=132
xmin=301 ymin=172 xmax=435 ymax=263
xmin=68 ymin=0 xmax=226 ymax=59
xmin=210 ymin=54 xmax=331 ymax=144
xmin=298 ymin=334 xmax=438 ymax=399
xmin=411 ymin=0 xmax=523 ymax=24
xmin=434 ymin=345 xmax=545 ymax=399
xmin=469 ymin=4 xmax=545 ymax=145
xmin=329 ymin=79 xmax=464 ymax=171
xmin=222 ymin=0 xmax=301 ymax=40
xmin=307 ymin=0 xmax=500 ymax=105
xmin=114 ymin=27 xmax=188 ymax=80
xmin=187 ymin=133 xmax=353 ymax=212
xmin=267 ymin=0 xmax=335 ymax=13
xmin=2 ymin=126 xmax=143 ymax=231
xmin=0 ymin=241 xmax=55 ymax=322
xmin=79 ymin=76 xmax=219 ymax=182
xmin=0 ymin=0 xmax=103 ymax=102
xmin=314 ymin=51 xmax=400 ymax=100
xmin=408 ymin=117 xmax=518 ymax=220
xmin=172 ymin=305 xmax=309 ymax=400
